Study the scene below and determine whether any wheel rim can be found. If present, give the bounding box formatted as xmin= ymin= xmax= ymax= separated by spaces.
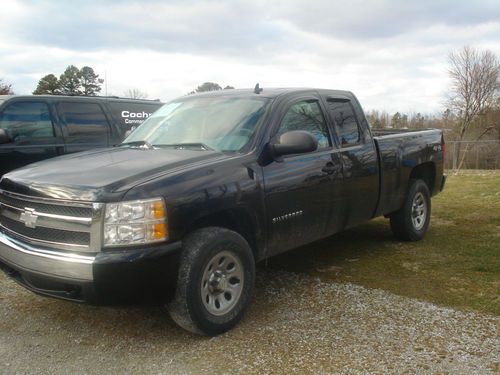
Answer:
xmin=201 ymin=250 xmax=244 ymax=316
xmin=411 ymin=192 xmax=427 ymax=230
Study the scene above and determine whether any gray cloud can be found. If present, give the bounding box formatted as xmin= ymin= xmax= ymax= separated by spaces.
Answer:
xmin=3 ymin=0 xmax=499 ymax=55
xmin=273 ymin=0 xmax=500 ymax=39
xmin=1 ymin=0 xmax=499 ymax=113
xmin=2 ymin=0 xmax=281 ymax=55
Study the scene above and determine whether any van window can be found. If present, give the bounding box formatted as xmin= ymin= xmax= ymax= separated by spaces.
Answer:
xmin=108 ymin=102 xmax=161 ymax=131
xmin=59 ymin=102 xmax=109 ymax=137
xmin=327 ymin=100 xmax=361 ymax=147
xmin=0 ymin=101 xmax=54 ymax=140
xmin=277 ymin=100 xmax=331 ymax=149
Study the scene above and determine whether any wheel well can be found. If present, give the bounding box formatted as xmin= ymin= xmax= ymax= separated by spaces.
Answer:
xmin=410 ymin=162 xmax=436 ymax=193
xmin=188 ymin=209 xmax=260 ymax=260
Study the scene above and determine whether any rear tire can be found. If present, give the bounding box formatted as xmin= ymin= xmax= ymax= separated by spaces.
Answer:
xmin=167 ymin=227 xmax=255 ymax=336
xmin=390 ymin=179 xmax=431 ymax=241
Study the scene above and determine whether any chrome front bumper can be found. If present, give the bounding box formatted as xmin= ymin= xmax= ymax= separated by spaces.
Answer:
xmin=0 ymin=229 xmax=183 ymax=303
xmin=0 ymin=232 xmax=95 ymax=281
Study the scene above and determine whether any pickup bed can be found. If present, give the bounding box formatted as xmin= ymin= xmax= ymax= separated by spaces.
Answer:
xmin=0 ymin=88 xmax=446 ymax=335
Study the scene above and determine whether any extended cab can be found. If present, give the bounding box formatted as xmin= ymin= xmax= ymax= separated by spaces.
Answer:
xmin=0 ymin=95 xmax=163 ymax=176
xmin=0 ymin=88 xmax=446 ymax=335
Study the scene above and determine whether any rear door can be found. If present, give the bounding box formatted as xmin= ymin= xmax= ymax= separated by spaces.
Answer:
xmin=57 ymin=101 xmax=111 ymax=153
xmin=262 ymin=94 xmax=342 ymax=255
xmin=324 ymin=97 xmax=379 ymax=229
xmin=0 ymin=100 xmax=63 ymax=175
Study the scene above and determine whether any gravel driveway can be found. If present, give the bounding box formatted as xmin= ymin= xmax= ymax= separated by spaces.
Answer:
xmin=0 ymin=268 xmax=498 ymax=374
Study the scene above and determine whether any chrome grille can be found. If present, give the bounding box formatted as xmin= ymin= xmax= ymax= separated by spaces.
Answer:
xmin=0 ymin=193 xmax=92 ymax=218
xmin=1 ymin=216 xmax=90 ymax=245
xmin=0 ymin=190 xmax=103 ymax=253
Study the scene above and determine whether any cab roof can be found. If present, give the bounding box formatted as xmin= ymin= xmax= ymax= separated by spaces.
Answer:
xmin=182 ymin=87 xmax=354 ymax=100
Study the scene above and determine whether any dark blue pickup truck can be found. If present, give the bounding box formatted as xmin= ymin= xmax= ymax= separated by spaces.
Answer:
xmin=0 ymin=88 xmax=446 ymax=335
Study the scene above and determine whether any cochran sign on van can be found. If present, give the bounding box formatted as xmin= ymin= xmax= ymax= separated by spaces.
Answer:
xmin=121 ymin=111 xmax=153 ymax=125
xmin=107 ymin=101 xmax=163 ymax=131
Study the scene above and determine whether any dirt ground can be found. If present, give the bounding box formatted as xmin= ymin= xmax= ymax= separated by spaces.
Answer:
xmin=0 ymin=266 xmax=498 ymax=374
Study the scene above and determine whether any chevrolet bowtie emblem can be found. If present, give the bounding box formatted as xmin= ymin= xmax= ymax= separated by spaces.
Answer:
xmin=20 ymin=208 xmax=38 ymax=228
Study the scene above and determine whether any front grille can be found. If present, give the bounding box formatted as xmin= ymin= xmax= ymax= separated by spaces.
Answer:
xmin=0 ymin=190 xmax=102 ymax=252
xmin=1 ymin=216 xmax=90 ymax=245
xmin=0 ymin=193 xmax=92 ymax=218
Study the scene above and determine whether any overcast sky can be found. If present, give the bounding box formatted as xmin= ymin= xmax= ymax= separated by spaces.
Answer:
xmin=1 ymin=0 xmax=499 ymax=113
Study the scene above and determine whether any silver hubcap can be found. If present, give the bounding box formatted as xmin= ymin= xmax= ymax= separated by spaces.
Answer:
xmin=411 ymin=192 xmax=427 ymax=230
xmin=201 ymin=251 xmax=244 ymax=316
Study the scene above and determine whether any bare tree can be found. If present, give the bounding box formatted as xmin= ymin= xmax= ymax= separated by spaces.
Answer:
xmin=124 ymin=88 xmax=148 ymax=99
xmin=447 ymin=46 xmax=500 ymax=169
xmin=0 ymin=79 xmax=14 ymax=95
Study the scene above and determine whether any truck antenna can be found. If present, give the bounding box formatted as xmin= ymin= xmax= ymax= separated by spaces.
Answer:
xmin=254 ymin=83 xmax=263 ymax=94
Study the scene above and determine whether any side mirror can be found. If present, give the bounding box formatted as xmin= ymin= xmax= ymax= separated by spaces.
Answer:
xmin=270 ymin=130 xmax=318 ymax=157
xmin=0 ymin=129 xmax=11 ymax=144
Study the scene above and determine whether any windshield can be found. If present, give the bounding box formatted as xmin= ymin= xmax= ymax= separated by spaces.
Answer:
xmin=123 ymin=96 xmax=270 ymax=152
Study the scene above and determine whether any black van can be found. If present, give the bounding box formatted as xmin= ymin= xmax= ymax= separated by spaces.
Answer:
xmin=0 ymin=95 xmax=163 ymax=176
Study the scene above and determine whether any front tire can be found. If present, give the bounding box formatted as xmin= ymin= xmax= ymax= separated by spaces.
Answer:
xmin=390 ymin=179 xmax=431 ymax=241
xmin=167 ymin=227 xmax=255 ymax=335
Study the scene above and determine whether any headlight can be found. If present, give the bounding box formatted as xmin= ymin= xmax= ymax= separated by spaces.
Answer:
xmin=104 ymin=198 xmax=167 ymax=247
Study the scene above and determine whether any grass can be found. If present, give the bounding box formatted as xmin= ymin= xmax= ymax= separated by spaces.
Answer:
xmin=265 ymin=171 xmax=500 ymax=316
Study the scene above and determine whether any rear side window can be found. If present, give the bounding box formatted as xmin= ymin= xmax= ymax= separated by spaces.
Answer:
xmin=277 ymin=101 xmax=331 ymax=149
xmin=327 ymin=100 xmax=361 ymax=147
xmin=108 ymin=102 xmax=161 ymax=131
xmin=59 ymin=102 xmax=109 ymax=137
xmin=0 ymin=101 xmax=54 ymax=140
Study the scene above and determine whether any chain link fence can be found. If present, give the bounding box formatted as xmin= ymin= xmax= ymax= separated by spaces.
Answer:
xmin=445 ymin=140 xmax=500 ymax=170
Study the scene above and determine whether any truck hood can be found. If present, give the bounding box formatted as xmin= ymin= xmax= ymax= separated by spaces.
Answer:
xmin=0 ymin=147 xmax=231 ymax=201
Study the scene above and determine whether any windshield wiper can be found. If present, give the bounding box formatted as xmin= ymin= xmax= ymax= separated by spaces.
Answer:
xmin=154 ymin=143 xmax=214 ymax=151
xmin=120 ymin=140 xmax=154 ymax=149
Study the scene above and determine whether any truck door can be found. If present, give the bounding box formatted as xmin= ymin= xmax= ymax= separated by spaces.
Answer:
xmin=0 ymin=100 xmax=63 ymax=176
xmin=57 ymin=101 xmax=111 ymax=153
xmin=325 ymin=98 xmax=379 ymax=229
xmin=262 ymin=97 xmax=342 ymax=256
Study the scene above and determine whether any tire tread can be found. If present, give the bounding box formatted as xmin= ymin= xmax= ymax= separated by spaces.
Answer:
xmin=167 ymin=227 xmax=254 ymax=335
xmin=390 ymin=179 xmax=431 ymax=241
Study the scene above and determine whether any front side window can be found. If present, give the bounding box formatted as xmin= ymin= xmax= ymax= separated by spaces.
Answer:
xmin=327 ymin=100 xmax=361 ymax=147
xmin=59 ymin=102 xmax=109 ymax=137
xmin=125 ymin=97 xmax=270 ymax=152
xmin=277 ymin=101 xmax=330 ymax=149
xmin=0 ymin=101 xmax=54 ymax=140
